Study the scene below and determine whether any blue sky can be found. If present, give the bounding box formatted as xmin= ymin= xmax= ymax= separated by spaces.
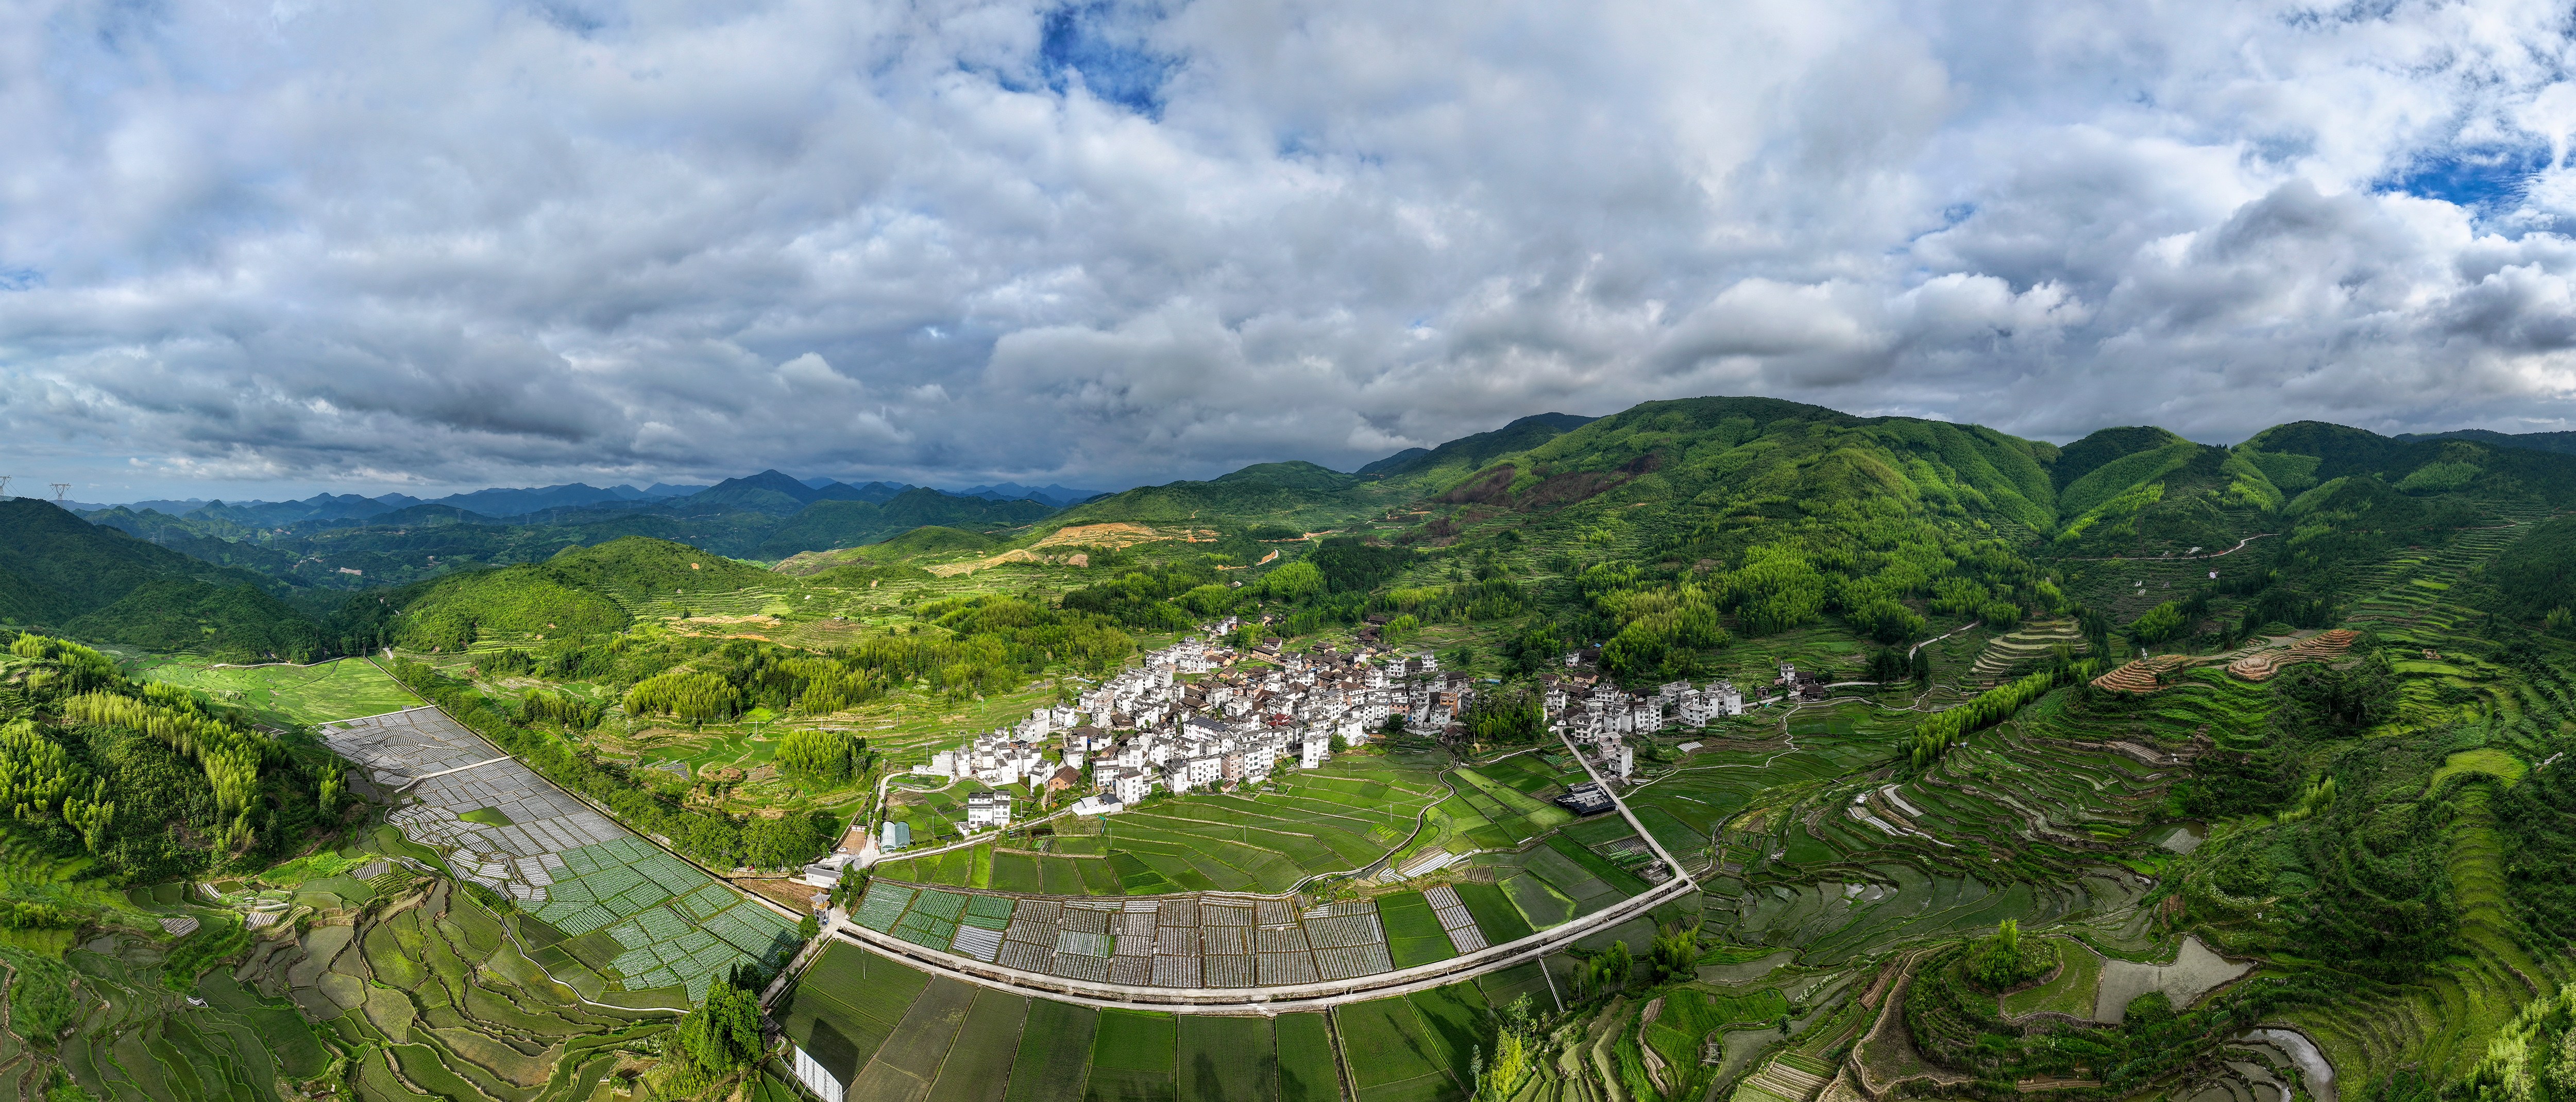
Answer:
xmin=10 ymin=0 xmax=2576 ymax=501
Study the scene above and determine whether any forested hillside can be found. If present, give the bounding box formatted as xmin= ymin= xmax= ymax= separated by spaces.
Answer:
xmin=16 ymin=396 xmax=2576 ymax=1102
xmin=0 ymin=499 xmax=327 ymax=661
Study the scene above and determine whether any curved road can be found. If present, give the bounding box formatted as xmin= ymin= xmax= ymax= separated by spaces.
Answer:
xmin=824 ymin=873 xmax=1697 ymax=1014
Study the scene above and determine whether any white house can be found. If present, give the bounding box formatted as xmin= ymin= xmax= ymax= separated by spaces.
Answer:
xmin=965 ymin=790 xmax=1011 ymax=829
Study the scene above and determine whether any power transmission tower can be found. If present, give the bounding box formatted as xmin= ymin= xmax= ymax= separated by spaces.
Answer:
xmin=49 ymin=484 xmax=69 ymax=503
xmin=0 ymin=476 xmax=11 ymax=498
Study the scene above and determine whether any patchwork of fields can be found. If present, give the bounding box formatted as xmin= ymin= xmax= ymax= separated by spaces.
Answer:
xmin=323 ymin=706 xmax=799 ymax=1000
xmin=777 ymin=939 xmax=1529 ymax=1101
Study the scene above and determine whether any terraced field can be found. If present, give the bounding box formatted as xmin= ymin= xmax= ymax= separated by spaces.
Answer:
xmin=776 ymin=939 xmax=1526 ymax=1101
xmin=1966 ymin=620 xmax=2086 ymax=686
xmin=324 ymin=706 xmax=800 ymax=1000
xmin=14 ymin=840 xmax=671 ymax=1102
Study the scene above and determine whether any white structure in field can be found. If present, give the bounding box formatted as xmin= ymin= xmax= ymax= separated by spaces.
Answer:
xmin=793 ymin=1044 xmax=846 ymax=1102
xmin=965 ymin=790 xmax=1012 ymax=829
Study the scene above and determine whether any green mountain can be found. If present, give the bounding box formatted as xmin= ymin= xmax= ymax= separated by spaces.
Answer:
xmin=388 ymin=536 xmax=774 ymax=649
xmin=0 ymin=498 xmax=325 ymax=660
xmin=752 ymin=488 xmax=1055 ymax=558
xmin=2397 ymin=426 xmax=2576 ymax=456
xmin=1354 ymin=411 xmax=1597 ymax=482
xmin=1037 ymin=460 xmax=1380 ymax=534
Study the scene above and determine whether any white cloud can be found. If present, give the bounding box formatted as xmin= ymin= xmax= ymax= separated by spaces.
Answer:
xmin=12 ymin=0 xmax=2576 ymax=500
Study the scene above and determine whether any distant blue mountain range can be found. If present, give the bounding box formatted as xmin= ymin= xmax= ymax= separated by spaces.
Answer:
xmin=61 ymin=471 xmax=1105 ymax=525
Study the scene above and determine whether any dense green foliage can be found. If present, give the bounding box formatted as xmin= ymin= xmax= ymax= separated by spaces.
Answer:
xmin=1909 ymin=661 xmax=2100 ymax=768
xmin=0 ymin=633 xmax=340 ymax=885
xmin=1963 ymin=919 xmax=2057 ymax=990
xmin=775 ymin=726 xmax=868 ymax=782
xmin=673 ymin=977 xmax=766 ymax=1079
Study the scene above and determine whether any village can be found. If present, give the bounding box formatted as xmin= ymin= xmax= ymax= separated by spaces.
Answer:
xmin=860 ymin=617 xmax=1792 ymax=860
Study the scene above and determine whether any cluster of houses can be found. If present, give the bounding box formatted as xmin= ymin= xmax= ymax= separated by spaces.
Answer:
xmin=886 ymin=624 xmax=1484 ymax=844
xmin=1539 ymin=670 xmax=1748 ymax=779
xmin=875 ymin=621 xmax=1803 ymax=852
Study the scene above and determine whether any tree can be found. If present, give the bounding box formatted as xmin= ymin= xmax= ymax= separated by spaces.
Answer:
xmin=673 ymin=979 xmax=763 ymax=1077
xmin=798 ymin=912 xmax=820 ymax=941
xmin=1587 ymin=940 xmax=1632 ymax=995
xmin=1478 ymin=995 xmax=1543 ymax=1100
xmin=1964 ymin=918 xmax=2057 ymax=990
xmin=1647 ymin=922 xmax=1699 ymax=985
xmin=776 ymin=727 xmax=863 ymax=783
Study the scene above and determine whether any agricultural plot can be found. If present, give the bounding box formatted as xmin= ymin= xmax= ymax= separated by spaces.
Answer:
xmin=1274 ymin=1012 xmax=1343 ymax=1102
xmin=1375 ymin=891 xmax=1460 ymax=969
xmin=851 ymin=881 xmax=1411 ymax=988
xmin=322 ymin=706 xmax=796 ymax=999
xmin=1331 ymin=993 xmax=1462 ymax=1100
xmin=1671 ymin=693 xmax=2173 ymax=967
xmin=2090 ymin=936 xmax=2250 ymax=1023
xmin=1089 ymin=1008 xmax=1180 ymax=1099
xmin=787 ymin=941 xmax=1358 ymax=1102
xmin=877 ymin=759 xmax=1447 ymax=898
xmin=131 ymin=657 xmax=419 ymax=726
xmin=1102 ymin=764 xmax=1448 ymax=896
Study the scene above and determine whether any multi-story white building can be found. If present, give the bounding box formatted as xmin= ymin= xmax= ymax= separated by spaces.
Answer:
xmin=965 ymin=790 xmax=1011 ymax=829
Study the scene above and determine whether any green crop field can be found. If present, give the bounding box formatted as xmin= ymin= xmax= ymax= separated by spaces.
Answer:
xmin=1448 ymin=880 xmax=1534 ymax=944
xmin=1375 ymin=891 xmax=1459 ymax=968
xmin=130 ymin=656 xmax=419 ymax=725
xmin=930 ymin=989 xmax=1031 ymax=1099
xmin=1087 ymin=1008 xmax=1181 ymax=1101
xmin=1274 ymin=1012 xmax=1343 ymax=1102
xmin=1005 ymin=999 xmax=1101 ymax=1102
xmin=1331 ymin=996 xmax=1451 ymax=1095
xmin=1178 ymin=1014 xmax=1279 ymax=1102
xmin=2002 ymin=937 xmax=2105 ymax=1019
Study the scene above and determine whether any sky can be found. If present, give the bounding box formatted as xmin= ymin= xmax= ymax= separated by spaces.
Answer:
xmin=10 ymin=0 xmax=2576 ymax=501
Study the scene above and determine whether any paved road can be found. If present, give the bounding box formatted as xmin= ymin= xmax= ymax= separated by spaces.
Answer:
xmin=1553 ymin=729 xmax=1696 ymax=889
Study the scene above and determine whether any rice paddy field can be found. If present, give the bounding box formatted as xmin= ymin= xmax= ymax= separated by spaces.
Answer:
xmin=776 ymin=939 xmax=1541 ymax=1101
xmin=127 ymin=656 xmax=421 ymax=726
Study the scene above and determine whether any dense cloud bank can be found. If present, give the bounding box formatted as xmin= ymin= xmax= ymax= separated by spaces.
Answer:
xmin=7 ymin=0 xmax=2576 ymax=497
